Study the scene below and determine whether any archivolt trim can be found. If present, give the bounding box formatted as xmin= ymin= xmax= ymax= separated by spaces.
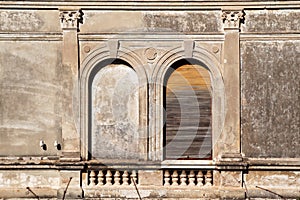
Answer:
xmin=81 ymin=43 xmax=147 ymax=84
xmin=149 ymin=44 xmax=225 ymax=161
xmin=152 ymin=45 xmax=223 ymax=84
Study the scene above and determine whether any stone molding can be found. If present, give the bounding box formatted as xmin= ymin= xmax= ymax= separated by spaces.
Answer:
xmin=0 ymin=1 xmax=299 ymax=9
xmin=59 ymin=10 xmax=82 ymax=30
xmin=221 ymin=10 xmax=244 ymax=30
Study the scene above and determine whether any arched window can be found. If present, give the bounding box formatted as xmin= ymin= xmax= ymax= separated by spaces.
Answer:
xmin=164 ymin=59 xmax=212 ymax=160
xmin=89 ymin=59 xmax=140 ymax=160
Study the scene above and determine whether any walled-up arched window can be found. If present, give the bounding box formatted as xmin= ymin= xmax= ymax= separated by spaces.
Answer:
xmin=164 ymin=59 xmax=212 ymax=160
xmin=89 ymin=60 xmax=139 ymax=160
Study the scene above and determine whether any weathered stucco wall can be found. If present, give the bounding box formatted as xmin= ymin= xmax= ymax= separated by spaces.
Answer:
xmin=80 ymin=11 xmax=221 ymax=33
xmin=0 ymin=41 xmax=63 ymax=156
xmin=0 ymin=170 xmax=60 ymax=189
xmin=241 ymin=41 xmax=300 ymax=158
xmin=245 ymin=171 xmax=300 ymax=188
xmin=0 ymin=9 xmax=63 ymax=157
xmin=242 ymin=9 xmax=300 ymax=33
xmin=0 ymin=10 xmax=61 ymax=32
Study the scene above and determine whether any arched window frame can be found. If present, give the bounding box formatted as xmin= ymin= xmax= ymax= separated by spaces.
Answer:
xmin=80 ymin=46 xmax=148 ymax=161
xmin=150 ymin=49 xmax=225 ymax=165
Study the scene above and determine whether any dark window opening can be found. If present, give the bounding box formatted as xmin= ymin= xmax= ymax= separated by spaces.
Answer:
xmin=164 ymin=59 xmax=212 ymax=160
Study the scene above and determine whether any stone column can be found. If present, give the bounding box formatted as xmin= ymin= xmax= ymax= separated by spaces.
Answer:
xmin=213 ymin=8 xmax=245 ymax=188
xmin=59 ymin=9 xmax=82 ymax=161
xmin=219 ymin=9 xmax=244 ymax=161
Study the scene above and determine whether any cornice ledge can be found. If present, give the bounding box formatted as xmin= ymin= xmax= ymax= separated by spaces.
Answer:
xmin=0 ymin=1 xmax=300 ymax=9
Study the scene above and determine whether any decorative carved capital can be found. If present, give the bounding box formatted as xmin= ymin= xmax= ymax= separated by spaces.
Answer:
xmin=221 ymin=10 xmax=244 ymax=30
xmin=59 ymin=10 xmax=82 ymax=30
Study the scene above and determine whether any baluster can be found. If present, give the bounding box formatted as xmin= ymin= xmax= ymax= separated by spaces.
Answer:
xmin=122 ymin=170 xmax=129 ymax=185
xmin=130 ymin=170 xmax=137 ymax=186
xmin=171 ymin=170 xmax=179 ymax=186
xmin=105 ymin=170 xmax=112 ymax=186
xmin=97 ymin=170 xmax=104 ymax=186
xmin=180 ymin=170 xmax=187 ymax=186
xmin=164 ymin=170 xmax=170 ymax=186
xmin=205 ymin=170 xmax=212 ymax=186
xmin=114 ymin=170 xmax=121 ymax=185
xmin=188 ymin=170 xmax=196 ymax=186
xmin=89 ymin=170 xmax=96 ymax=186
xmin=196 ymin=171 xmax=204 ymax=186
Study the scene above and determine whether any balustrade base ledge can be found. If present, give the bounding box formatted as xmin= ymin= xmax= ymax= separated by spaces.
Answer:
xmin=83 ymin=186 xmax=300 ymax=199
xmin=0 ymin=186 xmax=298 ymax=199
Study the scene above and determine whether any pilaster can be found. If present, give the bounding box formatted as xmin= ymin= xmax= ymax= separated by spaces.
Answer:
xmin=59 ymin=9 xmax=82 ymax=161
xmin=219 ymin=9 xmax=245 ymax=161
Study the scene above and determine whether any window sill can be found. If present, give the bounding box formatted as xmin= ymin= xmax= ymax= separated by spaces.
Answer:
xmin=161 ymin=160 xmax=215 ymax=169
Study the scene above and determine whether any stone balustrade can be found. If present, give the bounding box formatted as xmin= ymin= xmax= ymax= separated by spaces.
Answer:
xmin=163 ymin=170 xmax=213 ymax=186
xmin=84 ymin=169 xmax=213 ymax=187
xmin=86 ymin=169 xmax=138 ymax=186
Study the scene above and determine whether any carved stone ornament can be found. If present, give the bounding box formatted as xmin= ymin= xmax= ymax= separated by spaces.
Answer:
xmin=144 ymin=47 xmax=157 ymax=61
xmin=59 ymin=10 xmax=82 ymax=30
xmin=221 ymin=10 xmax=244 ymax=30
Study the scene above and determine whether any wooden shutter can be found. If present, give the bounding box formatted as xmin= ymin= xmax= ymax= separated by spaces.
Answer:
xmin=165 ymin=64 xmax=212 ymax=159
